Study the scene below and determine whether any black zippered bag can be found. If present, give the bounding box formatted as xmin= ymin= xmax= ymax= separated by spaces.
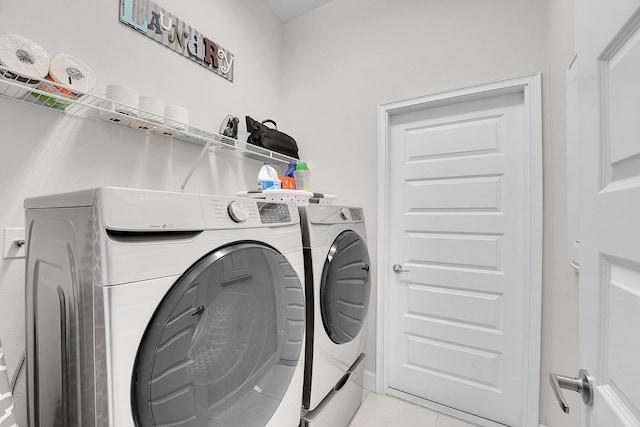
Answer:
xmin=245 ymin=116 xmax=299 ymax=159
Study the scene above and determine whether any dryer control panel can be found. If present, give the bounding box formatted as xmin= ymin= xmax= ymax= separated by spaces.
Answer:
xmin=304 ymin=205 xmax=365 ymax=225
xmin=201 ymin=196 xmax=299 ymax=229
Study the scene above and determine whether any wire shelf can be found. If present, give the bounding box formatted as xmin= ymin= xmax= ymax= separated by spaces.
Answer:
xmin=0 ymin=65 xmax=300 ymax=166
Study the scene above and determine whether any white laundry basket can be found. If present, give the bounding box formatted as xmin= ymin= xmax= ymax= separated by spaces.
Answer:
xmin=0 ymin=339 xmax=18 ymax=427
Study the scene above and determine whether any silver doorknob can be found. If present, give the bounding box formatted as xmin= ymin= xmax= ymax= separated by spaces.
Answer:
xmin=549 ymin=369 xmax=594 ymax=414
xmin=392 ymin=264 xmax=409 ymax=273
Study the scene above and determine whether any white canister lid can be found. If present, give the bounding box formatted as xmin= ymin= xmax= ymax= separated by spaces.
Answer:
xmin=47 ymin=53 xmax=96 ymax=94
xmin=0 ymin=34 xmax=50 ymax=79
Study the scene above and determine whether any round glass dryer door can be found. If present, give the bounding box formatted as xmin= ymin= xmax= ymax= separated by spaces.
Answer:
xmin=320 ymin=230 xmax=371 ymax=344
xmin=132 ymin=243 xmax=304 ymax=427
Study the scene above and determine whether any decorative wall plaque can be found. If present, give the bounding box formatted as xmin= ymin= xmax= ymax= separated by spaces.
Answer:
xmin=120 ymin=0 xmax=234 ymax=82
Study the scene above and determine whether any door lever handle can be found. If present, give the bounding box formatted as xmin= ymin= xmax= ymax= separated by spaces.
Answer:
xmin=549 ymin=369 xmax=594 ymax=414
xmin=392 ymin=264 xmax=409 ymax=273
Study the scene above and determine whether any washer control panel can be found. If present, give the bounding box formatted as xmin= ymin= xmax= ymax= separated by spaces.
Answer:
xmin=257 ymin=202 xmax=292 ymax=224
xmin=201 ymin=196 xmax=298 ymax=229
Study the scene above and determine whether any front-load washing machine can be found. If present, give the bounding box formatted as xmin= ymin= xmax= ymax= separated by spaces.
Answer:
xmin=298 ymin=204 xmax=371 ymax=427
xmin=25 ymin=187 xmax=305 ymax=427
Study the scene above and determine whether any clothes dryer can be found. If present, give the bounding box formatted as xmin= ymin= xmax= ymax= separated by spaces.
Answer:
xmin=25 ymin=187 xmax=305 ymax=427
xmin=299 ymin=204 xmax=371 ymax=427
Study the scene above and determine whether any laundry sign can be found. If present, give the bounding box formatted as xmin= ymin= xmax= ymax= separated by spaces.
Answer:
xmin=119 ymin=0 xmax=235 ymax=82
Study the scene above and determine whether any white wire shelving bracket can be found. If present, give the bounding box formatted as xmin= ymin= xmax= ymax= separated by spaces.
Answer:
xmin=0 ymin=66 xmax=301 ymax=191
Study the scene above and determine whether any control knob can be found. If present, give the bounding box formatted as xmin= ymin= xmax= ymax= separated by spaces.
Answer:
xmin=339 ymin=208 xmax=349 ymax=220
xmin=227 ymin=201 xmax=249 ymax=223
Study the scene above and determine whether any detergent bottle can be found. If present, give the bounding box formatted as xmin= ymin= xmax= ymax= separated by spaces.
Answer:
xmin=258 ymin=163 xmax=281 ymax=191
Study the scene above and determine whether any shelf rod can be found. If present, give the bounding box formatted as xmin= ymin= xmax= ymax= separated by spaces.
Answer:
xmin=180 ymin=139 xmax=213 ymax=192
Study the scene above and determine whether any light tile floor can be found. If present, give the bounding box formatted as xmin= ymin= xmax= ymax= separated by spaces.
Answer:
xmin=349 ymin=391 xmax=476 ymax=427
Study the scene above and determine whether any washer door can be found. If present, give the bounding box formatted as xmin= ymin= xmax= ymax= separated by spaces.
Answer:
xmin=132 ymin=243 xmax=304 ymax=427
xmin=320 ymin=230 xmax=371 ymax=344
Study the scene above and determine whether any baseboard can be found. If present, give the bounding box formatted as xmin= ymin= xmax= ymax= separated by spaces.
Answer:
xmin=387 ymin=389 xmax=507 ymax=427
xmin=360 ymin=375 xmax=547 ymax=427
xmin=363 ymin=369 xmax=376 ymax=392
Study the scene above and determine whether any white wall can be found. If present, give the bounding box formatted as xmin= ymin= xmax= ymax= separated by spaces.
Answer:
xmin=0 ymin=0 xmax=284 ymax=424
xmin=541 ymin=0 xmax=581 ymax=426
xmin=281 ymin=0 xmax=578 ymax=426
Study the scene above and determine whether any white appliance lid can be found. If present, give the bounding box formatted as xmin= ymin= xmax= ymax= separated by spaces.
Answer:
xmin=24 ymin=188 xmax=99 ymax=209
xmin=99 ymin=187 xmax=206 ymax=231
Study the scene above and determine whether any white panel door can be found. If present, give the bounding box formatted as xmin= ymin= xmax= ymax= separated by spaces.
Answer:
xmin=575 ymin=0 xmax=640 ymax=424
xmin=385 ymin=79 xmax=541 ymax=426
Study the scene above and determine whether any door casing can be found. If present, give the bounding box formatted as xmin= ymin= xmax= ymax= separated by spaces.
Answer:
xmin=375 ymin=74 xmax=543 ymax=426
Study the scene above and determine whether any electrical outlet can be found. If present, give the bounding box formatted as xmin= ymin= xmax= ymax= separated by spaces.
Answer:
xmin=3 ymin=228 xmax=26 ymax=259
